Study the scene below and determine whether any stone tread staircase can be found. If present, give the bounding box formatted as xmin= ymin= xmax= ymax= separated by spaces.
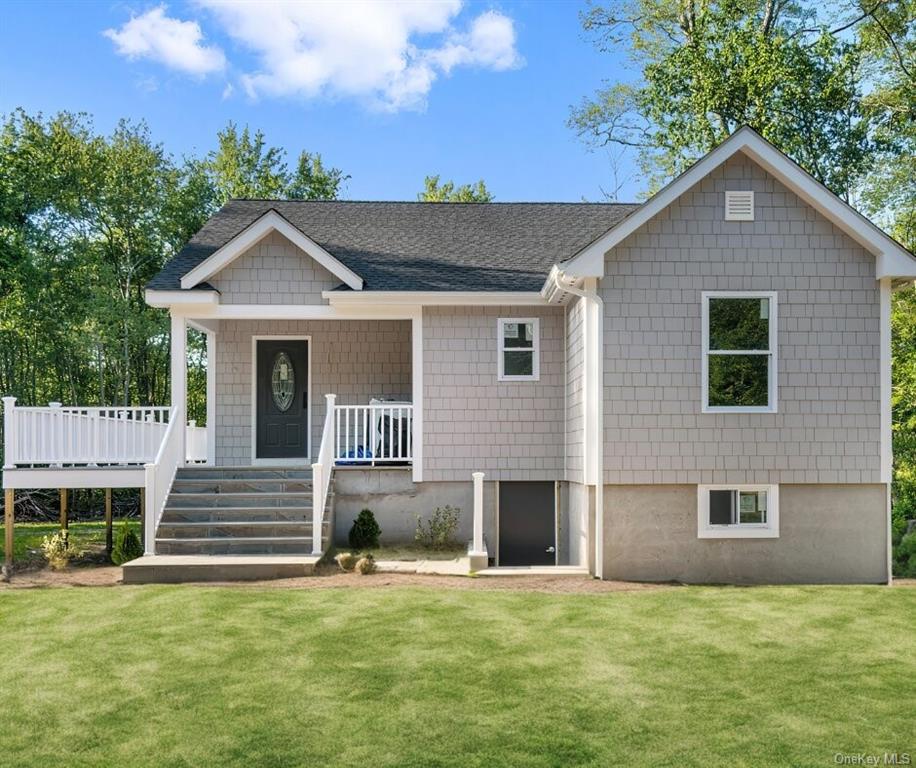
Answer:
xmin=154 ymin=466 xmax=330 ymax=556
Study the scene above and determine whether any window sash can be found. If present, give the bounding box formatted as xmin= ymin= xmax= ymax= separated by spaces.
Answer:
xmin=498 ymin=318 xmax=539 ymax=381
xmin=701 ymin=292 xmax=777 ymax=413
xmin=698 ymin=485 xmax=779 ymax=539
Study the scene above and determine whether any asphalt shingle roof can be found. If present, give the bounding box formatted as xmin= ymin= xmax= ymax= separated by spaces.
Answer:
xmin=147 ymin=199 xmax=640 ymax=293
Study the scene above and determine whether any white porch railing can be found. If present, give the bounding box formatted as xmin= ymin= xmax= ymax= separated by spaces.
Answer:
xmin=1 ymin=398 xmax=207 ymax=467
xmin=334 ymin=403 xmax=413 ymax=465
xmin=311 ymin=394 xmax=337 ymax=555
xmin=144 ymin=405 xmax=183 ymax=556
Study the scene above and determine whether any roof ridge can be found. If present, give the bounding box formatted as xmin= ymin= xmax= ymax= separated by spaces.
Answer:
xmin=224 ymin=198 xmax=641 ymax=206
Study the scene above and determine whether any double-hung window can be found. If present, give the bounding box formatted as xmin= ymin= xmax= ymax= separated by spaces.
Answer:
xmin=702 ymin=292 xmax=777 ymax=412
xmin=498 ymin=318 xmax=539 ymax=381
xmin=698 ymin=485 xmax=779 ymax=538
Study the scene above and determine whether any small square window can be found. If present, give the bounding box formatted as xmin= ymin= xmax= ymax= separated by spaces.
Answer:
xmin=698 ymin=485 xmax=779 ymax=538
xmin=498 ymin=318 xmax=539 ymax=381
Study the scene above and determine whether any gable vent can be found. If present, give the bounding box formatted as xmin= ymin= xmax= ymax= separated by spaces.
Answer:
xmin=725 ymin=190 xmax=754 ymax=221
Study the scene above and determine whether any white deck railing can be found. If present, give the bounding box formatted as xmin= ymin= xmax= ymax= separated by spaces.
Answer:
xmin=144 ymin=405 xmax=183 ymax=555
xmin=334 ymin=403 xmax=413 ymax=465
xmin=1 ymin=398 xmax=207 ymax=467
xmin=311 ymin=394 xmax=337 ymax=555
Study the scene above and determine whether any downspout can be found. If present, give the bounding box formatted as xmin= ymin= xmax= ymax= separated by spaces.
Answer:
xmin=552 ymin=270 xmax=605 ymax=579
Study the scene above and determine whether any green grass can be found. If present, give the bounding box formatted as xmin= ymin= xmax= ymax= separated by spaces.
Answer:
xmin=0 ymin=521 xmax=140 ymax=565
xmin=0 ymin=585 xmax=913 ymax=767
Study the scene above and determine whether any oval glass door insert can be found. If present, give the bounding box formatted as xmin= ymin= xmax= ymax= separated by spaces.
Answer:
xmin=271 ymin=352 xmax=295 ymax=412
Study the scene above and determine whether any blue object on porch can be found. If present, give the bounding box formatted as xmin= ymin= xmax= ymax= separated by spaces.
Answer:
xmin=337 ymin=446 xmax=373 ymax=465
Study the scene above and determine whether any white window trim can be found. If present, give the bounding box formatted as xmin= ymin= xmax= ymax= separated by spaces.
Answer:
xmin=698 ymin=484 xmax=779 ymax=539
xmin=701 ymin=291 xmax=778 ymax=413
xmin=497 ymin=317 xmax=540 ymax=381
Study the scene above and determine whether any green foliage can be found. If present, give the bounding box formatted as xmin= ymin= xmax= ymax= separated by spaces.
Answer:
xmin=570 ymin=2 xmax=874 ymax=197
xmin=40 ymin=530 xmax=71 ymax=570
xmin=348 ymin=509 xmax=381 ymax=550
xmin=415 ymin=505 xmax=461 ymax=550
xmin=418 ymin=175 xmax=493 ymax=202
xmin=111 ymin=522 xmax=143 ymax=565
xmin=206 ymin=122 xmax=347 ymax=205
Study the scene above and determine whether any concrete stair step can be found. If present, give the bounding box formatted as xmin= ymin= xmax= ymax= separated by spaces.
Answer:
xmin=161 ymin=507 xmax=313 ymax=523
xmin=122 ymin=555 xmax=319 ymax=583
xmin=155 ymin=537 xmax=315 ymax=556
xmin=166 ymin=492 xmax=313 ymax=509
xmin=171 ymin=478 xmax=312 ymax=494
xmin=157 ymin=521 xmax=320 ymax=539
xmin=176 ymin=467 xmax=312 ymax=480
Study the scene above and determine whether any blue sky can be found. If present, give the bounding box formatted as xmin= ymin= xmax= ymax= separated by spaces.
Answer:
xmin=0 ymin=1 xmax=643 ymax=202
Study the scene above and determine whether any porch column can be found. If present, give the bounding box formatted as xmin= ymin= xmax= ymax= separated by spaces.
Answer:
xmin=170 ymin=313 xmax=187 ymax=464
xmin=470 ymin=472 xmax=485 ymax=556
xmin=205 ymin=329 xmax=216 ymax=466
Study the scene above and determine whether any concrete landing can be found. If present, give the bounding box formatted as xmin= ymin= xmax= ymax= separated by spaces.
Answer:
xmin=476 ymin=566 xmax=591 ymax=577
xmin=122 ymin=554 xmax=321 ymax=584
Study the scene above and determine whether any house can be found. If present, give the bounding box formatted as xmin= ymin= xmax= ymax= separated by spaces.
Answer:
xmin=3 ymin=126 xmax=915 ymax=583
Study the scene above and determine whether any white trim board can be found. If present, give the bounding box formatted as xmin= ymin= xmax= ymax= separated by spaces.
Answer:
xmin=3 ymin=467 xmax=147 ymax=490
xmin=250 ymin=336 xmax=312 ymax=466
xmin=557 ymin=126 xmax=916 ymax=282
xmin=180 ymin=210 xmax=364 ymax=291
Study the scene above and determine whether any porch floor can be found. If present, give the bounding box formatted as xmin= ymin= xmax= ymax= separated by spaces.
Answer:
xmin=122 ymin=554 xmax=320 ymax=584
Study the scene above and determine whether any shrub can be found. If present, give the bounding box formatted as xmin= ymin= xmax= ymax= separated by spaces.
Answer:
xmin=355 ymin=554 xmax=377 ymax=575
xmin=41 ymin=530 xmax=71 ymax=570
xmin=111 ymin=523 xmax=143 ymax=565
xmin=348 ymin=509 xmax=381 ymax=550
xmin=415 ymin=505 xmax=460 ymax=550
xmin=895 ymin=532 xmax=916 ymax=579
xmin=335 ymin=552 xmax=358 ymax=571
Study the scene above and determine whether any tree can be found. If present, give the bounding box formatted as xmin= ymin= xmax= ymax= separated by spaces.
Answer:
xmin=206 ymin=122 xmax=347 ymax=205
xmin=418 ymin=175 xmax=493 ymax=202
xmin=569 ymin=1 xmax=874 ymax=197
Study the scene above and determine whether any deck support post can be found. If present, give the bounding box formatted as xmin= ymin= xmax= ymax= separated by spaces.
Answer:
xmin=3 ymin=488 xmax=13 ymax=580
xmin=105 ymin=488 xmax=113 ymax=553
xmin=59 ymin=488 xmax=68 ymax=535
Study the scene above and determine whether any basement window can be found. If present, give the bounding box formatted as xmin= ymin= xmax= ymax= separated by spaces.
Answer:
xmin=698 ymin=485 xmax=779 ymax=539
xmin=702 ymin=292 xmax=777 ymax=413
xmin=498 ymin=318 xmax=539 ymax=381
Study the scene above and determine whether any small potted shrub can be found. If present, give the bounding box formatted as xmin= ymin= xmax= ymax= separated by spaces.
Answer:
xmin=111 ymin=523 xmax=143 ymax=565
xmin=348 ymin=509 xmax=381 ymax=550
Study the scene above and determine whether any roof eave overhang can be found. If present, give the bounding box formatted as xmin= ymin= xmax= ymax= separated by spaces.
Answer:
xmin=145 ymin=289 xmax=219 ymax=308
xmin=560 ymin=126 xmax=916 ymax=282
xmin=179 ymin=209 xmax=364 ymax=291
xmin=323 ymin=290 xmax=548 ymax=306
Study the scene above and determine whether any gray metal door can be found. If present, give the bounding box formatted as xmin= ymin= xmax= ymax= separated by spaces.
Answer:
xmin=498 ymin=482 xmax=555 ymax=566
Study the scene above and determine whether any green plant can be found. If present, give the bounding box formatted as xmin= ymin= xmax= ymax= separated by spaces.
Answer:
xmin=41 ymin=530 xmax=71 ymax=570
xmin=348 ymin=509 xmax=381 ymax=550
xmin=111 ymin=523 xmax=143 ymax=565
xmin=355 ymin=554 xmax=377 ymax=575
xmin=894 ymin=531 xmax=916 ymax=578
xmin=415 ymin=505 xmax=461 ymax=550
xmin=334 ymin=552 xmax=358 ymax=572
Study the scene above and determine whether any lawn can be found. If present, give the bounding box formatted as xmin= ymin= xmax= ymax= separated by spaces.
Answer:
xmin=0 ymin=584 xmax=913 ymax=767
xmin=0 ymin=521 xmax=141 ymax=565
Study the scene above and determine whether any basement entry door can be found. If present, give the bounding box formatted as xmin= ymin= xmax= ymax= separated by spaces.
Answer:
xmin=498 ymin=482 xmax=556 ymax=566
xmin=256 ymin=339 xmax=309 ymax=460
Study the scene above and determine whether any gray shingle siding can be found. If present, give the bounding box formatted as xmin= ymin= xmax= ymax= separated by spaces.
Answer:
xmin=211 ymin=231 xmax=338 ymax=304
xmin=215 ymin=319 xmax=411 ymax=465
xmin=422 ymin=305 xmax=565 ymax=481
xmin=600 ymin=152 xmax=881 ymax=485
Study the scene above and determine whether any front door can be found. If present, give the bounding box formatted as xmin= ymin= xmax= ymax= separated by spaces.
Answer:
xmin=256 ymin=339 xmax=309 ymax=460
xmin=498 ymin=482 xmax=556 ymax=566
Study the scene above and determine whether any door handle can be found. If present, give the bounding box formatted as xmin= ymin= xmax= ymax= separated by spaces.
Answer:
xmin=546 ymin=546 xmax=555 ymax=553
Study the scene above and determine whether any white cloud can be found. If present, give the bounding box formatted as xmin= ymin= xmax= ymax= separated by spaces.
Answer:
xmin=104 ymin=5 xmax=225 ymax=76
xmin=198 ymin=1 xmax=522 ymax=110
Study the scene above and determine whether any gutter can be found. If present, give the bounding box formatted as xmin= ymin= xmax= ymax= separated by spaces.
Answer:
xmin=552 ymin=269 xmax=605 ymax=579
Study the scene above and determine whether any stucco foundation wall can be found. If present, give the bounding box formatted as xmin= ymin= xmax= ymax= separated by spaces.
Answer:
xmin=600 ymin=152 xmax=881 ymax=485
xmin=602 ymin=484 xmax=888 ymax=584
xmin=210 ymin=231 xmax=339 ymax=304
xmin=332 ymin=468 xmax=496 ymax=548
xmin=422 ymin=305 xmax=566 ymax=481
xmin=215 ymin=319 xmax=411 ymax=465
